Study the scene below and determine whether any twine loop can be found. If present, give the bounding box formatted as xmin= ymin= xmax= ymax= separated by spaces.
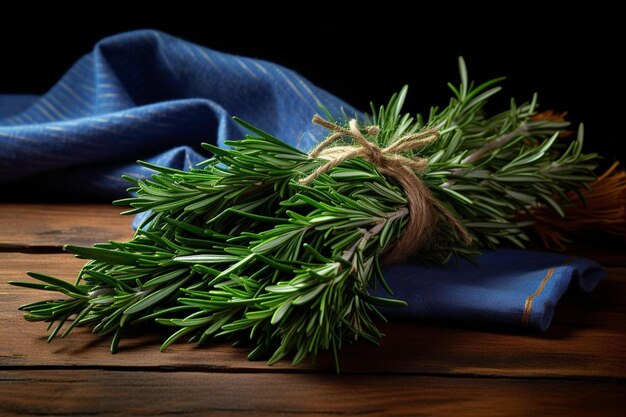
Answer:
xmin=300 ymin=115 xmax=472 ymax=262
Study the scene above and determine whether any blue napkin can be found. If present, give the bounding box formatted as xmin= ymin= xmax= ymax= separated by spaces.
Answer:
xmin=379 ymin=250 xmax=603 ymax=331
xmin=0 ymin=30 xmax=604 ymax=331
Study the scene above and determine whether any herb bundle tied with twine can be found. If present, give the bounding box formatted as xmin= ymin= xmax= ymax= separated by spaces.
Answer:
xmin=12 ymin=58 xmax=625 ymax=371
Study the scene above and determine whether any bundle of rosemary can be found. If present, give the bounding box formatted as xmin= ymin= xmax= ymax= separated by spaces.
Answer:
xmin=13 ymin=59 xmax=601 ymax=370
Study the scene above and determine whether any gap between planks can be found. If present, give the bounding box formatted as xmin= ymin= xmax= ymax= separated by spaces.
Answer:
xmin=0 ymin=370 xmax=624 ymax=417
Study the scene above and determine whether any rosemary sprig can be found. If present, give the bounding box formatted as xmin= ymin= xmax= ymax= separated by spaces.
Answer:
xmin=12 ymin=58 xmax=598 ymax=370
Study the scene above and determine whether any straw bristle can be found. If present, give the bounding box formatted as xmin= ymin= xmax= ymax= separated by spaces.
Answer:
xmin=527 ymin=162 xmax=626 ymax=249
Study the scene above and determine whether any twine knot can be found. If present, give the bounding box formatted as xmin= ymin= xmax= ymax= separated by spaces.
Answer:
xmin=300 ymin=115 xmax=472 ymax=262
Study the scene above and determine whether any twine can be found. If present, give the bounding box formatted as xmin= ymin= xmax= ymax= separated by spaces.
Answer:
xmin=300 ymin=115 xmax=472 ymax=262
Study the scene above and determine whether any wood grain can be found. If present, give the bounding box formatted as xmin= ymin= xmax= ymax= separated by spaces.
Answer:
xmin=2 ymin=253 xmax=624 ymax=378
xmin=0 ymin=204 xmax=132 ymax=250
xmin=0 ymin=203 xmax=623 ymax=417
xmin=0 ymin=370 xmax=623 ymax=417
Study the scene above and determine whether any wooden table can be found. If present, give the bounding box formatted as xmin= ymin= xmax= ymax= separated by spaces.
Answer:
xmin=1 ymin=204 xmax=624 ymax=416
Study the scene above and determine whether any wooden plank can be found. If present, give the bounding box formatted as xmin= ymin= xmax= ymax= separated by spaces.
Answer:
xmin=1 ymin=203 xmax=624 ymax=265
xmin=0 ymin=204 xmax=132 ymax=249
xmin=2 ymin=253 xmax=624 ymax=378
xmin=0 ymin=370 xmax=623 ymax=417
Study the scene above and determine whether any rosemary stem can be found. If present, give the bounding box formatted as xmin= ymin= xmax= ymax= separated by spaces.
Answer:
xmin=341 ymin=207 xmax=408 ymax=261
xmin=441 ymin=123 xmax=530 ymax=188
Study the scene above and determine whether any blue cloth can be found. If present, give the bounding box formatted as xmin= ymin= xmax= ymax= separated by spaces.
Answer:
xmin=0 ymin=30 xmax=358 ymax=196
xmin=0 ymin=30 xmax=604 ymax=331
xmin=378 ymin=250 xmax=603 ymax=331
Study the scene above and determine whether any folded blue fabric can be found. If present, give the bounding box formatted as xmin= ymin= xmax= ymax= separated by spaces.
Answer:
xmin=378 ymin=250 xmax=604 ymax=331
xmin=0 ymin=30 xmax=604 ymax=331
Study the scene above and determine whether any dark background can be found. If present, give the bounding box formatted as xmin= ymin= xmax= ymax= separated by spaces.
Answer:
xmin=0 ymin=4 xmax=623 ymax=166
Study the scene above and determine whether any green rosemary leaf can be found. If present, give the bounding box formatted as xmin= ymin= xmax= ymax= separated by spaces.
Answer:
xmin=159 ymin=326 xmax=195 ymax=352
xmin=65 ymin=245 xmax=146 ymax=266
xmin=173 ymin=254 xmax=241 ymax=264
xmin=24 ymin=272 xmax=87 ymax=295
xmin=143 ymin=269 xmax=189 ymax=287
xmin=293 ymin=283 xmax=327 ymax=306
xmin=124 ymin=277 xmax=189 ymax=316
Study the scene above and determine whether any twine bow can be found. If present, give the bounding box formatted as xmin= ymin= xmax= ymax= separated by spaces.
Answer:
xmin=300 ymin=115 xmax=472 ymax=262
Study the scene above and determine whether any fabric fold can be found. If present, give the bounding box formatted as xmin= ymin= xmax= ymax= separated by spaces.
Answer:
xmin=0 ymin=29 xmax=358 ymax=196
